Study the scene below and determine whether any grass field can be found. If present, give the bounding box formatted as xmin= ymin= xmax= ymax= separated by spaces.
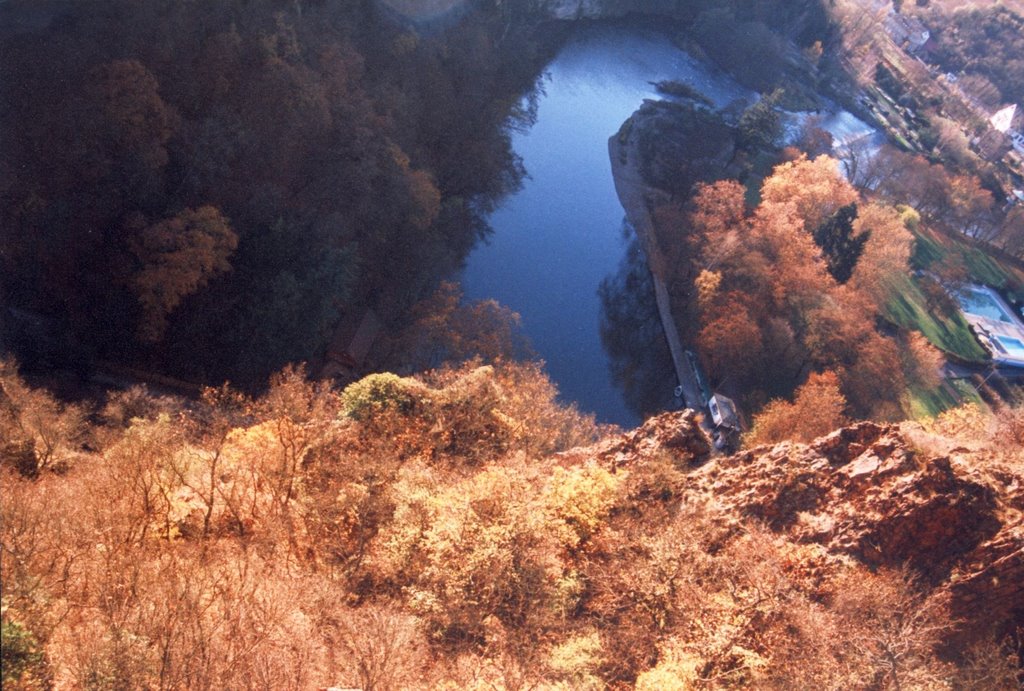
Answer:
xmin=906 ymin=377 xmax=985 ymax=419
xmin=884 ymin=272 xmax=990 ymax=363
xmin=911 ymin=226 xmax=1024 ymax=301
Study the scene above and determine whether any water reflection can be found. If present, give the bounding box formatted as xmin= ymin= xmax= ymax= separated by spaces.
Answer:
xmin=598 ymin=227 xmax=678 ymax=421
xmin=461 ymin=22 xmax=877 ymax=426
xmin=462 ymin=24 xmax=749 ymax=426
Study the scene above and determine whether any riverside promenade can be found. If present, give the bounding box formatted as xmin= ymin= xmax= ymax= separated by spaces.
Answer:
xmin=608 ymin=126 xmax=705 ymax=413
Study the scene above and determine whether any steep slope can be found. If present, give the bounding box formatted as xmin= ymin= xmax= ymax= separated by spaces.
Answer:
xmin=579 ymin=411 xmax=1023 ymax=649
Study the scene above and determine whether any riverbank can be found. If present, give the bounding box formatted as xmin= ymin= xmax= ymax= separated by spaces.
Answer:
xmin=607 ymin=119 xmax=704 ymax=415
xmin=460 ymin=24 xmax=751 ymax=426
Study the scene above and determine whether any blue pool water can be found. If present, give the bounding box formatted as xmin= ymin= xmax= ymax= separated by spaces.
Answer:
xmin=996 ymin=335 xmax=1024 ymax=359
xmin=958 ymin=289 xmax=1014 ymax=323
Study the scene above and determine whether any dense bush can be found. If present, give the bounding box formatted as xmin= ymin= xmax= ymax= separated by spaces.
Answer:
xmin=1 ymin=358 xmax=1020 ymax=687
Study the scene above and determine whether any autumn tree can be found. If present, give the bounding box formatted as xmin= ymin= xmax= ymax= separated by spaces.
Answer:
xmin=82 ymin=59 xmax=177 ymax=180
xmin=689 ymin=180 xmax=748 ymax=270
xmin=999 ymin=206 xmax=1024 ymax=259
xmin=869 ymin=147 xmax=994 ymax=235
xmin=0 ymin=359 xmax=87 ymax=476
xmin=697 ymin=298 xmax=765 ymax=386
xmin=833 ymin=568 xmax=954 ymax=689
xmin=395 ymin=281 xmax=531 ymax=370
xmin=333 ymin=605 xmax=426 ymax=691
xmin=746 ymin=370 xmax=848 ymax=446
xmin=796 ymin=115 xmax=835 ymax=157
xmin=900 ymin=331 xmax=945 ymax=392
xmin=848 ymin=202 xmax=915 ymax=309
xmin=760 ymin=155 xmax=858 ymax=232
xmin=129 ymin=206 xmax=238 ymax=341
xmin=370 ymin=465 xmax=555 ymax=647
xmin=843 ymin=330 xmax=908 ymax=420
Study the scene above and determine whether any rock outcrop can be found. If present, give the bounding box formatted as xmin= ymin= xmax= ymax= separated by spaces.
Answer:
xmin=539 ymin=0 xmax=683 ymax=20
xmin=593 ymin=412 xmax=1024 ymax=645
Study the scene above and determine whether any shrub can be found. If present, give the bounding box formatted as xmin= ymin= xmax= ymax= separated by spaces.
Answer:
xmin=1 ymin=616 xmax=49 ymax=689
xmin=341 ymin=373 xmax=426 ymax=421
xmin=0 ymin=359 xmax=87 ymax=476
xmin=544 ymin=465 xmax=622 ymax=549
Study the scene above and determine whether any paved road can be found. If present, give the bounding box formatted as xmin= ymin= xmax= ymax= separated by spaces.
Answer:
xmin=945 ymin=362 xmax=1024 ymax=383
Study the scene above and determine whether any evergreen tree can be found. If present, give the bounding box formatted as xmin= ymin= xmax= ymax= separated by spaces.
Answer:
xmin=813 ymin=204 xmax=869 ymax=284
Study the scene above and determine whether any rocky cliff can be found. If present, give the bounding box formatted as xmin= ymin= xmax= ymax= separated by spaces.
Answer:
xmin=539 ymin=0 xmax=683 ymax=20
xmin=567 ymin=410 xmax=1024 ymax=648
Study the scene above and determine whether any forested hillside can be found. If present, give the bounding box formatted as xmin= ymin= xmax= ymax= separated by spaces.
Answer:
xmin=3 ymin=2 xmax=1024 ymax=687
xmin=0 ymin=0 xmax=837 ymax=390
xmin=1 ymin=0 xmax=555 ymax=385
xmin=918 ymin=4 xmax=1024 ymax=107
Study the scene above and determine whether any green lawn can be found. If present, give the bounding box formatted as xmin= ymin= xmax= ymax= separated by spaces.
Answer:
xmin=884 ymin=273 xmax=990 ymax=364
xmin=911 ymin=226 xmax=1024 ymax=300
xmin=906 ymin=377 xmax=985 ymax=420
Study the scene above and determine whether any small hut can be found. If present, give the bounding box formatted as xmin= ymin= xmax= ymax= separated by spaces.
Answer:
xmin=320 ymin=310 xmax=381 ymax=380
xmin=708 ymin=393 xmax=740 ymax=432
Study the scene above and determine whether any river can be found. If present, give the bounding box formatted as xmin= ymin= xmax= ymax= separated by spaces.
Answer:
xmin=461 ymin=22 xmax=875 ymax=427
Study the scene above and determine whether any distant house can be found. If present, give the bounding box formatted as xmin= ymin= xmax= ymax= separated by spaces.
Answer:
xmin=885 ymin=12 xmax=930 ymax=54
xmin=1011 ymin=131 xmax=1024 ymax=155
xmin=976 ymin=104 xmax=1022 ymax=161
xmin=990 ymin=104 xmax=1018 ymax=134
xmin=1000 ymin=104 xmax=1024 ymax=154
xmin=976 ymin=128 xmax=1012 ymax=162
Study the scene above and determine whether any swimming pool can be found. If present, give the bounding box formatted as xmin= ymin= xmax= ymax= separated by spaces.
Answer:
xmin=958 ymin=289 xmax=1015 ymax=323
xmin=995 ymin=335 xmax=1024 ymax=360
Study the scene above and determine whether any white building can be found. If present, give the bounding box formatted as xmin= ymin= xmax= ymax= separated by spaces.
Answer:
xmin=991 ymin=104 xmax=1017 ymax=134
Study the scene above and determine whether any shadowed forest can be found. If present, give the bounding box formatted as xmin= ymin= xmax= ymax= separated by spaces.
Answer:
xmin=1 ymin=0 xmax=559 ymax=386
xmin=1 ymin=0 xmax=836 ymax=391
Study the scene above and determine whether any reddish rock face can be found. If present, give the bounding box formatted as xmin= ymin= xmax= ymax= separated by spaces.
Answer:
xmin=592 ymin=412 xmax=1023 ymax=646
xmin=594 ymin=409 xmax=712 ymax=469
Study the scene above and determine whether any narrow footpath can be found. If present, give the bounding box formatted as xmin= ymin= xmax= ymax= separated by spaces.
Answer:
xmin=608 ymin=127 xmax=705 ymax=413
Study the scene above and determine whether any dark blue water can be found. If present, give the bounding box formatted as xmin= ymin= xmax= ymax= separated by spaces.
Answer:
xmin=461 ymin=25 xmax=751 ymax=426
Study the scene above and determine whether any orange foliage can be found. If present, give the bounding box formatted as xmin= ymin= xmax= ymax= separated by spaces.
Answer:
xmin=849 ymin=202 xmax=914 ymax=309
xmin=2 ymin=358 xmax=1019 ymax=688
xmin=697 ymin=297 xmax=764 ymax=384
xmin=760 ymin=155 xmax=858 ymax=232
xmin=747 ymin=370 xmax=848 ymax=446
xmin=678 ymin=155 xmax=939 ymax=424
xmin=129 ymin=206 xmax=238 ymax=342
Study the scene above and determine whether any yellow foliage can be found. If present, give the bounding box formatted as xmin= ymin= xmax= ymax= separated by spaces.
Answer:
xmin=546 ymin=631 xmax=604 ymax=689
xmin=374 ymin=464 xmax=557 ymax=640
xmin=694 ymin=269 xmax=722 ymax=313
xmin=635 ymin=642 xmax=702 ymax=690
xmin=850 ymin=202 xmax=914 ymax=309
xmin=920 ymin=403 xmax=991 ymax=442
xmin=543 ymin=465 xmax=622 ymax=549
